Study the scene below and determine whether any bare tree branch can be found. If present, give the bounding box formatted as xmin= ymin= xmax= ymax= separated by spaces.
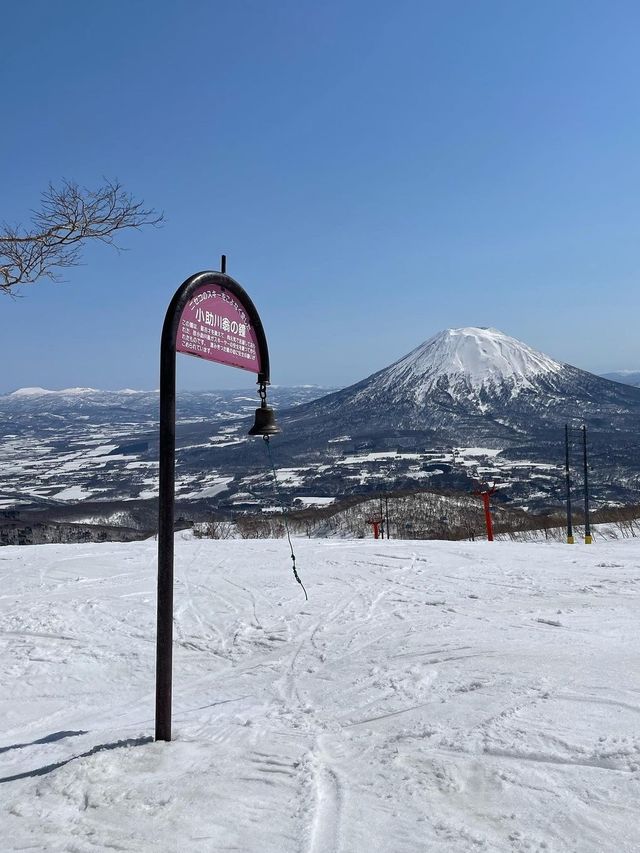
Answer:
xmin=0 ymin=179 xmax=163 ymax=295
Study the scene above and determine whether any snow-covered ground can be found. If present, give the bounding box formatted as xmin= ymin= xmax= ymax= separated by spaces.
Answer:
xmin=1 ymin=537 xmax=639 ymax=851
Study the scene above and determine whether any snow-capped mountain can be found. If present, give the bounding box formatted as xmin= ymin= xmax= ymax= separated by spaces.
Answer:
xmin=363 ymin=327 xmax=563 ymax=402
xmin=8 ymin=387 xmax=100 ymax=396
xmin=281 ymin=327 xmax=640 ymax=445
xmin=262 ymin=327 xmax=640 ymax=505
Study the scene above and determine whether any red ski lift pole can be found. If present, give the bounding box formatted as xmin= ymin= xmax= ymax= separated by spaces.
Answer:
xmin=473 ymin=485 xmax=497 ymax=542
xmin=367 ymin=518 xmax=382 ymax=539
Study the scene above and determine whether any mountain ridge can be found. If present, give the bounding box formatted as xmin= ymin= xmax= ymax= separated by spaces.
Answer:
xmin=2 ymin=328 xmax=640 ymax=513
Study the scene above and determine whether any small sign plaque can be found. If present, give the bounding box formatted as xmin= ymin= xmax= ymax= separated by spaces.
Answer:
xmin=176 ymin=283 xmax=262 ymax=373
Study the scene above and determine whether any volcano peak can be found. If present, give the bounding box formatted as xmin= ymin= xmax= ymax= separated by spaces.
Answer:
xmin=376 ymin=327 xmax=564 ymax=399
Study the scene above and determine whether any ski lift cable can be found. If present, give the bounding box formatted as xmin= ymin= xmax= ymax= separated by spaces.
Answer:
xmin=263 ymin=435 xmax=308 ymax=601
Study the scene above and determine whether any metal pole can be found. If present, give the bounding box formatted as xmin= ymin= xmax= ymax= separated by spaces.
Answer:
xmin=154 ymin=269 xmax=272 ymax=743
xmin=221 ymin=254 xmax=226 ymax=274
xmin=565 ymin=424 xmax=574 ymax=544
xmin=583 ymin=425 xmax=592 ymax=544
xmin=385 ymin=496 xmax=390 ymax=540
xmin=156 ymin=315 xmax=176 ymax=742
xmin=379 ymin=497 xmax=384 ymax=539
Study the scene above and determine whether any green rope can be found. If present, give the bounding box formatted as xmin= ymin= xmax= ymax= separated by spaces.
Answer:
xmin=263 ymin=436 xmax=308 ymax=601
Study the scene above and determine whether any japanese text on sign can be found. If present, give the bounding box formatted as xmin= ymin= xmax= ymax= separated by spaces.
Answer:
xmin=176 ymin=284 xmax=261 ymax=374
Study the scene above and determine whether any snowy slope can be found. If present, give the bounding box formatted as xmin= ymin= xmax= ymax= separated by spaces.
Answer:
xmin=2 ymin=537 xmax=639 ymax=851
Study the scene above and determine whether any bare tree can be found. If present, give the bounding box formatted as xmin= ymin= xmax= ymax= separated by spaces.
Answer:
xmin=1 ymin=179 xmax=163 ymax=294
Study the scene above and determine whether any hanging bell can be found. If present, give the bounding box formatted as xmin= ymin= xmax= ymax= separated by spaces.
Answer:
xmin=248 ymin=402 xmax=281 ymax=436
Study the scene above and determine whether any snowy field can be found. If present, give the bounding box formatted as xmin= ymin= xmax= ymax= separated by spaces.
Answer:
xmin=1 ymin=537 xmax=639 ymax=852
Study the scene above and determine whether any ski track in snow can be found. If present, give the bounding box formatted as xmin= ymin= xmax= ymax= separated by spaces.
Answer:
xmin=1 ymin=537 xmax=640 ymax=851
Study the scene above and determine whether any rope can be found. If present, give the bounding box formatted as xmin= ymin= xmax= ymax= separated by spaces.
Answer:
xmin=263 ymin=436 xmax=308 ymax=601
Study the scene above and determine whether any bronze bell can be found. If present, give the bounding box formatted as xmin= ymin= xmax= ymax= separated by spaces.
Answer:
xmin=248 ymin=402 xmax=281 ymax=436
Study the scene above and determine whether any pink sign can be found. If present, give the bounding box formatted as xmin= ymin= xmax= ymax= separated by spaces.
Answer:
xmin=176 ymin=283 xmax=262 ymax=373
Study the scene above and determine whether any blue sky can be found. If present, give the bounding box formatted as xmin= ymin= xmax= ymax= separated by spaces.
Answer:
xmin=1 ymin=0 xmax=639 ymax=392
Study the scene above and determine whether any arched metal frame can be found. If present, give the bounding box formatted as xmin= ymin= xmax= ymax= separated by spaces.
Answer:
xmin=156 ymin=270 xmax=271 ymax=742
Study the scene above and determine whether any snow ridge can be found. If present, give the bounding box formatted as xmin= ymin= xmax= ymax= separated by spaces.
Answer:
xmin=8 ymin=386 xmax=100 ymax=397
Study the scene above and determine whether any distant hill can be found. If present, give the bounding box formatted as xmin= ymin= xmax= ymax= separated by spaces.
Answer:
xmin=600 ymin=371 xmax=640 ymax=388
